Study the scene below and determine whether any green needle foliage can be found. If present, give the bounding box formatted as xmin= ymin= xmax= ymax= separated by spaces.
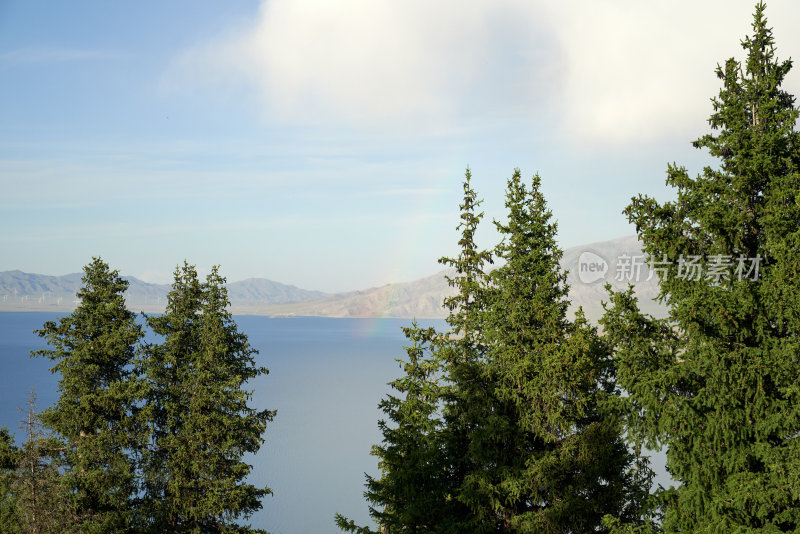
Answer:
xmin=468 ymin=170 xmax=642 ymax=532
xmin=13 ymin=389 xmax=74 ymax=534
xmin=143 ymin=263 xmax=274 ymax=533
xmin=436 ymin=168 xmax=497 ymax=534
xmin=602 ymin=3 xmax=800 ymax=530
xmin=18 ymin=258 xmax=272 ymax=533
xmin=344 ymin=169 xmax=644 ymax=533
xmin=33 ymin=258 xmax=145 ymax=532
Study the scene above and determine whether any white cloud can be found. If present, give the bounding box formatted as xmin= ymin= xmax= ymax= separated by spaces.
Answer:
xmin=168 ymin=0 xmax=800 ymax=145
xmin=168 ymin=0 xmax=551 ymax=129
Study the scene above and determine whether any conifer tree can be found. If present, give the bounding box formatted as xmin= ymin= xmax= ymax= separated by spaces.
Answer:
xmin=335 ymin=322 xmax=466 ymax=534
xmin=436 ymin=168 xmax=496 ymax=534
xmin=144 ymin=263 xmax=273 ymax=532
xmin=602 ymin=3 xmax=800 ymax=530
xmin=342 ymin=168 xmax=647 ymax=533
xmin=33 ymin=258 xmax=144 ymax=532
xmin=468 ymin=170 xmax=643 ymax=531
xmin=142 ymin=261 xmax=203 ymax=530
xmin=13 ymin=389 xmax=74 ymax=534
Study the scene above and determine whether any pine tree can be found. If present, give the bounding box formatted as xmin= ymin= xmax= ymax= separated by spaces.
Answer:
xmin=33 ymin=258 xmax=145 ymax=532
xmin=335 ymin=322 xmax=466 ymax=534
xmin=142 ymin=261 xmax=203 ymax=529
xmin=436 ymin=168 xmax=497 ymax=533
xmin=467 ymin=170 xmax=643 ymax=531
xmin=602 ymin=3 xmax=800 ymax=530
xmin=13 ymin=389 xmax=74 ymax=534
xmin=144 ymin=263 xmax=274 ymax=532
xmin=341 ymin=168 xmax=647 ymax=532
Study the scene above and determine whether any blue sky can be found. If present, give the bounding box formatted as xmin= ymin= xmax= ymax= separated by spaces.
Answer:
xmin=2 ymin=1 xmax=799 ymax=292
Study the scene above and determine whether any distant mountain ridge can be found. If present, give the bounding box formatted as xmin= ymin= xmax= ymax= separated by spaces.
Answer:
xmin=0 ymin=271 xmax=327 ymax=313
xmin=0 ymin=236 xmax=667 ymax=321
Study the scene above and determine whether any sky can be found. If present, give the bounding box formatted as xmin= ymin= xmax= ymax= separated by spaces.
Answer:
xmin=2 ymin=1 xmax=800 ymax=293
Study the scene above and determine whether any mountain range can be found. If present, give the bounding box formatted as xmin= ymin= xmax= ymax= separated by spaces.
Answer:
xmin=0 ymin=236 xmax=667 ymax=321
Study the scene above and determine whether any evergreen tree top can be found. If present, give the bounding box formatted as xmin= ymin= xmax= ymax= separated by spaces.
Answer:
xmin=625 ymin=1 xmax=799 ymax=323
xmin=439 ymin=168 xmax=493 ymax=342
xmin=490 ymin=169 xmax=569 ymax=329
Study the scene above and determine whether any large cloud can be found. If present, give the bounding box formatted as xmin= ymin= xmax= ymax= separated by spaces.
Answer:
xmin=169 ymin=0 xmax=800 ymax=144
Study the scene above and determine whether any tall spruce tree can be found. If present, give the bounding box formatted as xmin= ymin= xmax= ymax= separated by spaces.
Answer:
xmin=142 ymin=261 xmax=203 ymax=529
xmin=33 ymin=258 xmax=144 ymax=532
xmin=602 ymin=3 xmax=800 ymax=530
xmin=340 ymin=168 xmax=647 ymax=532
xmin=436 ymin=168 xmax=497 ymax=533
xmin=144 ymin=263 xmax=273 ymax=532
xmin=468 ymin=170 xmax=642 ymax=532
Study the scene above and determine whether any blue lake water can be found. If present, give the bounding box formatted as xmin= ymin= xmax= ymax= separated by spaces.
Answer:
xmin=0 ymin=312 xmax=442 ymax=534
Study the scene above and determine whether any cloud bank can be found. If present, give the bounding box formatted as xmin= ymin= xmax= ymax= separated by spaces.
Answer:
xmin=168 ymin=0 xmax=800 ymax=144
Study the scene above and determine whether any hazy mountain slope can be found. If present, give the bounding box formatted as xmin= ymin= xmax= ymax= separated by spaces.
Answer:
xmin=0 ymin=270 xmax=86 ymax=308
xmin=236 ymin=270 xmax=454 ymax=318
xmin=226 ymin=278 xmax=327 ymax=306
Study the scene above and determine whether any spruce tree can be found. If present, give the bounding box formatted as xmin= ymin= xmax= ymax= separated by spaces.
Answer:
xmin=144 ymin=263 xmax=273 ymax=532
xmin=436 ymin=168 xmax=496 ymax=533
xmin=602 ymin=3 xmax=800 ymax=530
xmin=469 ymin=170 xmax=642 ymax=531
xmin=13 ymin=389 xmax=74 ymax=534
xmin=33 ymin=258 xmax=144 ymax=532
xmin=341 ymin=168 xmax=646 ymax=532
xmin=142 ymin=261 xmax=203 ymax=530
